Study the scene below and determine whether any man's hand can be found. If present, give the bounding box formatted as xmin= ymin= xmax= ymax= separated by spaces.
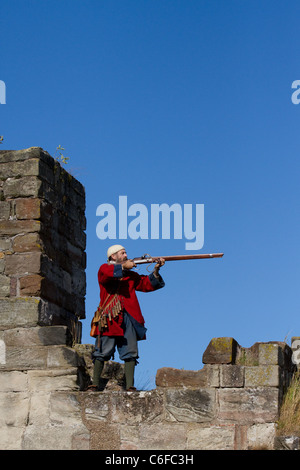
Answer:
xmin=153 ymin=258 xmax=165 ymax=278
xmin=122 ymin=260 xmax=136 ymax=270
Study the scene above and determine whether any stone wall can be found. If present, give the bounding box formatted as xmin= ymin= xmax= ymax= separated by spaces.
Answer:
xmin=0 ymin=147 xmax=86 ymax=341
xmin=0 ymin=148 xmax=88 ymax=449
xmin=0 ymin=149 xmax=298 ymax=450
xmin=74 ymin=337 xmax=296 ymax=451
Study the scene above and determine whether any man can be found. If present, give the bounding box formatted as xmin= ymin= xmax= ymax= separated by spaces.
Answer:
xmin=90 ymin=244 xmax=165 ymax=392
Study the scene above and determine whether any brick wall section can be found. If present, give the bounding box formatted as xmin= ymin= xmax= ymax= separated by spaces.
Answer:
xmin=0 ymin=147 xmax=86 ymax=342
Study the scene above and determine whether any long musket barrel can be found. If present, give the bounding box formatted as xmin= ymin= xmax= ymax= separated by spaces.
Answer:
xmin=131 ymin=253 xmax=224 ymax=264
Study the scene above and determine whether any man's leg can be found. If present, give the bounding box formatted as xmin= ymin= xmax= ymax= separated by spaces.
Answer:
xmin=124 ymin=359 xmax=136 ymax=390
xmin=90 ymin=335 xmax=116 ymax=390
xmin=117 ymin=313 xmax=139 ymax=390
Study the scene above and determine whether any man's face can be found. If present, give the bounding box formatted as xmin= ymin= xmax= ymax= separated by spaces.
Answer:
xmin=111 ymin=249 xmax=128 ymax=263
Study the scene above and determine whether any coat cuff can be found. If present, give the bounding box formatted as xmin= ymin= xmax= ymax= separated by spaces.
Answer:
xmin=113 ymin=264 xmax=123 ymax=278
xmin=149 ymin=272 xmax=165 ymax=289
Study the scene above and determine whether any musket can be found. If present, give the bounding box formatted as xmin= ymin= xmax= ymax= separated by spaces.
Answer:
xmin=130 ymin=253 xmax=224 ymax=265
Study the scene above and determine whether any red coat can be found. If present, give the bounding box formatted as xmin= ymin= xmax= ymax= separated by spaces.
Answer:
xmin=97 ymin=263 xmax=165 ymax=337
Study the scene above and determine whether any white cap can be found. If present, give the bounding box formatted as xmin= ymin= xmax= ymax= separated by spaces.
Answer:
xmin=107 ymin=244 xmax=125 ymax=261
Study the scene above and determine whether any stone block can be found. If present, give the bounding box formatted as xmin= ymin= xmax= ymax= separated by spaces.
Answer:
xmin=0 ymin=371 xmax=28 ymax=392
xmin=0 ymin=201 xmax=10 ymax=220
xmin=19 ymin=274 xmax=43 ymax=295
xmin=3 ymin=176 xmax=42 ymax=198
xmin=28 ymin=369 xmax=79 ymax=392
xmin=244 ymin=365 xmax=280 ymax=387
xmin=15 ymin=197 xmax=41 ymax=220
xmin=12 ymin=233 xmax=41 ymax=252
xmin=156 ymin=366 xmax=211 ymax=388
xmin=5 ymin=252 xmax=41 ymax=275
xmin=0 ymin=237 xmax=12 ymax=251
xmin=3 ymin=326 xmax=69 ymax=347
xmin=0 ymin=158 xmax=41 ymax=180
xmin=0 ymin=344 xmax=81 ymax=371
xmin=0 ymin=147 xmax=53 ymax=165
xmin=247 ymin=423 xmax=276 ymax=450
xmin=259 ymin=343 xmax=284 ymax=366
xmin=0 ymin=257 xmax=4 ymax=273
xmin=1 ymin=345 xmax=48 ymax=370
xmin=0 ymin=392 xmax=29 ymax=427
xmin=0 ymin=298 xmax=40 ymax=328
xmin=83 ymin=393 xmax=111 ymax=422
xmin=111 ymin=390 xmax=164 ymax=425
xmin=202 ymin=337 xmax=240 ymax=364
xmin=165 ymin=388 xmax=216 ymax=423
xmin=220 ymin=365 xmax=244 ymax=387
xmin=0 ymin=219 xmax=41 ymax=236
xmin=46 ymin=345 xmax=82 ymax=369
xmin=139 ymin=423 xmax=187 ymax=450
xmin=186 ymin=424 xmax=235 ymax=450
xmin=0 ymin=426 xmax=24 ymax=450
xmin=218 ymin=387 xmax=279 ymax=424
xmin=22 ymin=422 xmax=89 ymax=450
xmin=0 ymin=273 xmax=10 ymax=296
xmin=236 ymin=343 xmax=260 ymax=366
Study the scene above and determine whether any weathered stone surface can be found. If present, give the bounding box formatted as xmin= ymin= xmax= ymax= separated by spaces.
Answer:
xmin=236 ymin=343 xmax=260 ymax=366
xmin=139 ymin=423 xmax=187 ymax=450
xmin=0 ymin=147 xmax=53 ymax=164
xmin=111 ymin=390 xmax=164 ymax=425
xmin=3 ymin=176 xmax=42 ymax=198
xmin=165 ymin=388 xmax=216 ymax=422
xmin=0 ymin=148 xmax=86 ymax=337
xmin=82 ymin=393 xmax=111 ymax=422
xmin=0 ymin=219 xmax=41 ymax=236
xmin=28 ymin=368 xmax=78 ymax=392
xmin=0 ymin=392 xmax=29 ymax=427
xmin=202 ymin=337 xmax=240 ymax=364
xmin=247 ymin=423 xmax=276 ymax=450
xmin=218 ymin=387 xmax=279 ymax=424
xmin=220 ymin=364 xmax=244 ymax=387
xmin=12 ymin=232 xmax=41 ymax=252
xmin=5 ymin=252 xmax=41 ymax=275
xmin=3 ymin=326 xmax=69 ymax=347
xmin=186 ymin=424 xmax=235 ymax=450
xmin=245 ymin=365 xmax=280 ymax=387
xmin=259 ymin=343 xmax=284 ymax=366
xmin=0 ymin=274 xmax=10 ymax=296
xmin=0 ymin=344 xmax=81 ymax=371
xmin=0 ymin=370 xmax=28 ymax=391
xmin=19 ymin=274 xmax=44 ymax=295
xmin=23 ymin=418 xmax=89 ymax=450
xmin=0 ymin=201 xmax=10 ymax=220
xmin=15 ymin=198 xmax=42 ymax=220
xmin=156 ymin=365 xmax=219 ymax=388
xmin=0 ymin=298 xmax=40 ymax=328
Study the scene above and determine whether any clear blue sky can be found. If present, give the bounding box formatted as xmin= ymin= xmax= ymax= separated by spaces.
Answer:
xmin=1 ymin=1 xmax=300 ymax=389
